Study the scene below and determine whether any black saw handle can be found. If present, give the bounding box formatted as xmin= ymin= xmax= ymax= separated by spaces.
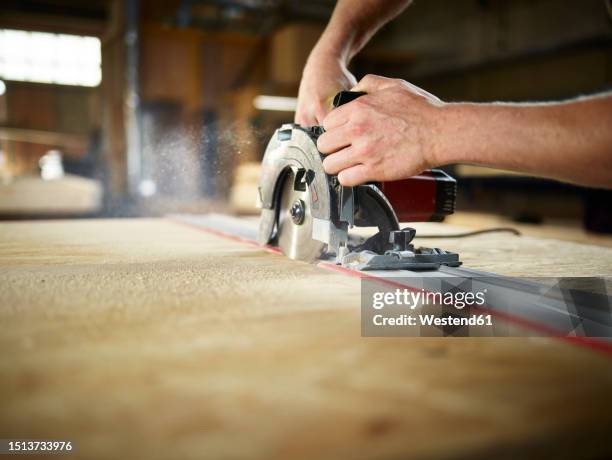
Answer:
xmin=309 ymin=91 xmax=365 ymax=136
xmin=332 ymin=91 xmax=366 ymax=108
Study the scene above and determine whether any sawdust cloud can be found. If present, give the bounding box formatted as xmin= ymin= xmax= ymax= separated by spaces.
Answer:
xmin=105 ymin=119 xmax=273 ymax=217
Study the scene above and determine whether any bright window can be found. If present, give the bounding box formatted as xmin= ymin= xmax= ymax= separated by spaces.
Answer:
xmin=0 ymin=29 xmax=101 ymax=87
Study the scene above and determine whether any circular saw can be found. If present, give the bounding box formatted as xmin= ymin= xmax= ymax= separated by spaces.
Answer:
xmin=256 ymin=91 xmax=462 ymax=270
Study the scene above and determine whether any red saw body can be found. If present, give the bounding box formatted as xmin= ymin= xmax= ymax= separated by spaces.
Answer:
xmin=378 ymin=170 xmax=456 ymax=223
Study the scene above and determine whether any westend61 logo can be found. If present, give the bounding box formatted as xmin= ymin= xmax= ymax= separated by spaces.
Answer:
xmin=372 ymin=288 xmax=487 ymax=310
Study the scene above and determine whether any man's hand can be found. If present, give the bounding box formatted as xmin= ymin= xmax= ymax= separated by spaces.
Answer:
xmin=317 ymin=74 xmax=446 ymax=186
xmin=295 ymin=49 xmax=357 ymax=126
xmin=294 ymin=0 xmax=412 ymax=126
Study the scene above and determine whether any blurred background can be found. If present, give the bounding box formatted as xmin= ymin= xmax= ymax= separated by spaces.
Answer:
xmin=0 ymin=0 xmax=611 ymax=231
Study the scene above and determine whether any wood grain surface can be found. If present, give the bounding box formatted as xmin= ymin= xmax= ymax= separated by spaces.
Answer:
xmin=1 ymin=218 xmax=611 ymax=460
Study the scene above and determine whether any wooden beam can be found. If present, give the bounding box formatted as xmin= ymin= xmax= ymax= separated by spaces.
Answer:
xmin=0 ymin=127 xmax=88 ymax=154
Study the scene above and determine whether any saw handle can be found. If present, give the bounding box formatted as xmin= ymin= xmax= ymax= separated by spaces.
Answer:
xmin=332 ymin=91 xmax=367 ymax=108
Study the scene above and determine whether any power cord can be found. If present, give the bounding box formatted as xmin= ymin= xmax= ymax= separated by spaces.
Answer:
xmin=415 ymin=227 xmax=521 ymax=239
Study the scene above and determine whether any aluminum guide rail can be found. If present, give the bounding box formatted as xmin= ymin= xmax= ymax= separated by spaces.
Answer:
xmin=171 ymin=213 xmax=612 ymax=346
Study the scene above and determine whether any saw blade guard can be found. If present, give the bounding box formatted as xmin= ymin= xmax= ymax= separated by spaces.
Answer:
xmin=256 ymin=124 xmax=344 ymax=251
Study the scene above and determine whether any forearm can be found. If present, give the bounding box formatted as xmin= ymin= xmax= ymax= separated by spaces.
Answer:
xmin=440 ymin=93 xmax=612 ymax=188
xmin=313 ymin=0 xmax=412 ymax=64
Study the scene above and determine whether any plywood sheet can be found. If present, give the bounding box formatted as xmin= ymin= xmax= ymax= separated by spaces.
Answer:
xmin=0 ymin=218 xmax=611 ymax=460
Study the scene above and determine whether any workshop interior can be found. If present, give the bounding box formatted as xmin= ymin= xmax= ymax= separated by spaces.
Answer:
xmin=0 ymin=0 xmax=610 ymax=226
xmin=1 ymin=1 xmax=612 ymax=459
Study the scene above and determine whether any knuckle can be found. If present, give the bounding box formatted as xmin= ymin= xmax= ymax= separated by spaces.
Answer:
xmin=351 ymin=122 xmax=366 ymax=136
xmin=353 ymin=97 xmax=368 ymax=109
xmin=355 ymin=141 xmax=372 ymax=158
xmin=352 ymin=144 xmax=365 ymax=159
xmin=351 ymin=108 xmax=369 ymax=126
xmin=363 ymin=73 xmax=376 ymax=83
xmin=337 ymin=170 xmax=352 ymax=186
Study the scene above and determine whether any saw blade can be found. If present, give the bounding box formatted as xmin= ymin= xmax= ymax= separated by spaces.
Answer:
xmin=277 ymin=171 xmax=325 ymax=262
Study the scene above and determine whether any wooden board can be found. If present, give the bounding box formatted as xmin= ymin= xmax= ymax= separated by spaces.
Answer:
xmin=0 ymin=175 xmax=102 ymax=215
xmin=1 ymin=218 xmax=611 ymax=460
xmin=445 ymin=212 xmax=612 ymax=248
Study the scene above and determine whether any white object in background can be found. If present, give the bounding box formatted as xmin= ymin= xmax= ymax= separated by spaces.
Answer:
xmin=253 ymin=95 xmax=297 ymax=112
xmin=0 ymin=80 xmax=5 ymax=96
xmin=138 ymin=179 xmax=157 ymax=197
xmin=0 ymin=29 xmax=101 ymax=87
xmin=39 ymin=150 xmax=64 ymax=180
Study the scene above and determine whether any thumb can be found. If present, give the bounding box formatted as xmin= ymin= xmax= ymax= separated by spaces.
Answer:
xmin=352 ymin=74 xmax=397 ymax=93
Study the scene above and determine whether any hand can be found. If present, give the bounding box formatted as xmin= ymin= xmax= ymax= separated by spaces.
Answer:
xmin=317 ymin=74 xmax=447 ymax=186
xmin=295 ymin=48 xmax=358 ymax=126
